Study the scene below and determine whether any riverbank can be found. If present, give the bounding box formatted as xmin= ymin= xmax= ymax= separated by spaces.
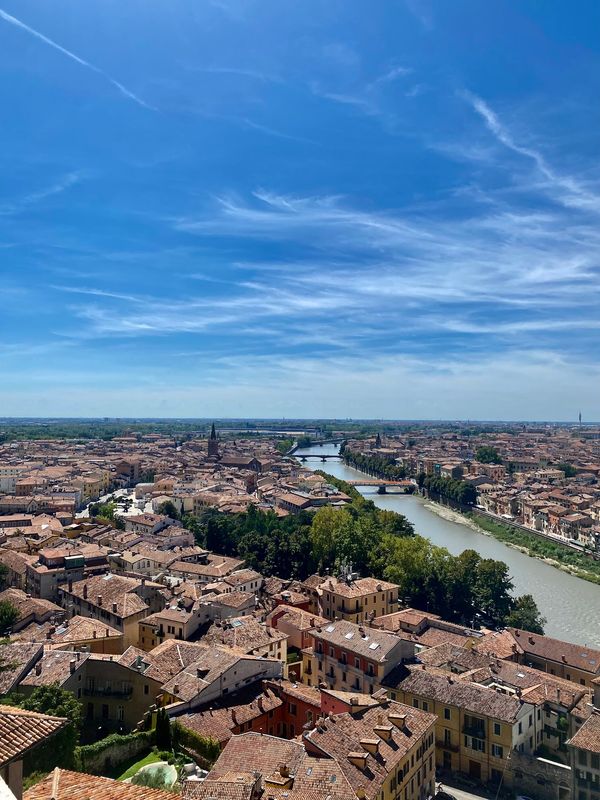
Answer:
xmin=421 ymin=495 xmax=600 ymax=585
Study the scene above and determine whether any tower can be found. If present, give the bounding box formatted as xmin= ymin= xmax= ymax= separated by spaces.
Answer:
xmin=208 ymin=423 xmax=219 ymax=458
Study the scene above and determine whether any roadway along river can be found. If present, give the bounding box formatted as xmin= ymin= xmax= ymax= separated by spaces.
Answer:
xmin=295 ymin=443 xmax=600 ymax=648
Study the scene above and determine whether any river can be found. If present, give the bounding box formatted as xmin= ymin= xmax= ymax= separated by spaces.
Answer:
xmin=295 ymin=443 xmax=600 ymax=648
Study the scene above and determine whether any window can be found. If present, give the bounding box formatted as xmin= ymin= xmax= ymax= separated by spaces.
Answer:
xmin=444 ymin=708 xmax=451 ymax=720
xmin=288 ymin=703 xmax=297 ymax=715
xmin=592 ymin=754 xmax=600 ymax=770
xmin=579 ymin=750 xmax=588 ymax=766
xmin=355 ymin=658 xmax=360 ymax=668
xmin=117 ymin=705 xmax=125 ymax=721
xmin=413 ymin=699 xmax=419 ymax=709
xmin=444 ymin=729 xmax=452 ymax=746
xmin=422 ymin=701 xmax=429 ymax=712
xmin=144 ymin=684 xmax=149 ymax=695
xmin=492 ymin=744 xmax=504 ymax=758
xmin=494 ymin=722 xmax=501 ymax=736
xmin=464 ymin=735 xmax=485 ymax=752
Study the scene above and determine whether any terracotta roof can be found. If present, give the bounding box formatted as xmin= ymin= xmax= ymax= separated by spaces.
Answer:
xmin=400 ymin=668 xmax=526 ymax=723
xmin=0 ymin=641 xmax=43 ymax=694
xmin=209 ymin=733 xmax=305 ymax=781
xmin=568 ymin=712 xmax=600 ymax=754
xmin=0 ymin=706 xmax=67 ymax=766
xmin=304 ymin=700 xmax=435 ymax=799
xmin=20 ymin=649 xmax=90 ymax=687
xmin=509 ymin=628 xmax=600 ymax=674
xmin=203 ymin=617 xmax=286 ymax=655
xmin=310 ymin=619 xmax=404 ymax=661
xmin=319 ymin=576 xmax=398 ymax=599
xmin=24 ymin=768 xmax=175 ymax=800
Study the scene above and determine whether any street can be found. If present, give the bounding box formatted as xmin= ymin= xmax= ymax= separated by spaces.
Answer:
xmin=437 ymin=785 xmax=496 ymax=800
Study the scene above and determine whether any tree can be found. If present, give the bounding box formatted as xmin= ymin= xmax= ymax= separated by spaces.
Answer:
xmin=21 ymin=684 xmax=82 ymax=768
xmin=155 ymin=707 xmax=172 ymax=750
xmin=557 ymin=462 xmax=577 ymax=478
xmin=310 ymin=507 xmax=354 ymax=572
xmin=505 ymin=594 xmax=546 ymax=634
xmin=476 ymin=446 xmax=501 ymax=464
xmin=0 ymin=601 xmax=19 ymax=635
xmin=157 ymin=500 xmax=180 ymax=520
xmin=474 ymin=559 xmax=513 ymax=624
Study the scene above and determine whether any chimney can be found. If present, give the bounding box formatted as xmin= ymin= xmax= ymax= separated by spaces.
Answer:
xmin=279 ymin=764 xmax=289 ymax=778
xmin=359 ymin=738 xmax=379 ymax=755
xmin=528 ymin=636 xmax=534 ymax=645
xmin=105 ymin=627 xmax=110 ymax=637
xmin=83 ymin=583 xmax=88 ymax=599
xmin=141 ymin=577 xmax=146 ymax=587
xmin=388 ymin=712 xmax=407 ymax=730
xmin=348 ymin=752 xmax=368 ymax=770
xmin=231 ymin=709 xmax=238 ymax=725
xmin=35 ymin=662 xmax=42 ymax=676
xmin=93 ymin=630 xmax=97 ymax=639
xmin=69 ymin=658 xmax=76 ymax=674
xmin=561 ymin=654 xmax=567 ymax=663
xmin=67 ymin=579 xmax=73 ymax=592
xmin=112 ymin=602 xmax=118 ymax=613
xmin=257 ymin=697 xmax=264 ymax=711
xmin=173 ymin=684 xmax=180 ymax=695
xmin=97 ymin=595 xmax=103 ymax=607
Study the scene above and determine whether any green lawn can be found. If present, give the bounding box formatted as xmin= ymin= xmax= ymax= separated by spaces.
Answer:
xmin=114 ymin=752 xmax=162 ymax=781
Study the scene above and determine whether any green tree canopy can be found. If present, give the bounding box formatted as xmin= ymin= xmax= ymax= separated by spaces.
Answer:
xmin=0 ymin=601 xmax=19 ymax=635
xmin=505 ymin=594 xmax=546 ymax=634
xmin=476 ymin=446 xmax=502 ymax=464
xmin=21 ymin=684 xmax=82 ymax=768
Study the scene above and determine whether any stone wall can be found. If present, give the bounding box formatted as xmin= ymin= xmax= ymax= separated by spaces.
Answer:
xmin=511 ymin=751 xmax=571 ymax=800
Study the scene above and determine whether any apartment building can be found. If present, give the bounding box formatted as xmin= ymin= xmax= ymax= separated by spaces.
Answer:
xmin=58 ymin=574 xmax=165 ymax=648
xmin=396 ymin=669 xmax=536 ymax=789
xmin=318 ymin=575 xmax=400 ymax=623
xmin=304 ymin=696 xmax=437 ymax=800
xmin=303 ymin=618 xmax=415 ymax=694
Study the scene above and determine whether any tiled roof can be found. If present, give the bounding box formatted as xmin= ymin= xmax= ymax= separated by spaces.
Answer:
xmin=509 ymin=628 xmax=600 ymax=674
xmin=568 ymin=712 xmax=600 ymax=754
xmin=24 ymin=768 xmax=175 ymax=800
xmin=203 ymin=617 xmax=286 ymax=655
xmin=20 ymin=650 xmax=90 ymax=687
xmin=319 ymin=576 xmax=398 ymax=599
xmin=209 ymin=733 xmax=305 ymax=781
xmin=0 ymin=641 xmax=43 ymax=694
xmin=400 ymin=668 xmax=525 ymax=722
xmin=0 ymin=706 xmax=67 ymax=766
xmin=177 ymin=688 xmax=283 ymax=745
xmin=183 ymin=773 xmax=257 ymax=800
xmin=310 ymin=619 xmax=403 ymax=661
xmin=65 ymin=574 xmax=154 ymax=619
xmin=304 ymin=700 xmax=435 ymax=799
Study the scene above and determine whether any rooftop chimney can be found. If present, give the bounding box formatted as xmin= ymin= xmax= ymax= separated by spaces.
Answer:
xmin=112 ymin=602 xmax=118 ymax=613
xmin=83 ymin=583 xmax=88 ymax=599
xmin=35 ymin=662 xmax=42 ymax=676
xmin=69 ymin=658 xmax=76 ymax=674
xmin=97 ymin=595 xmax=103 ymax=607
xmin=93 ymin=630 xmax=97 ymax=639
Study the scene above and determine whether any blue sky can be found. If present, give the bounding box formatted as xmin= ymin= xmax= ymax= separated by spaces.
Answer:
xmin=1 ymin=0 xmax=600 ymax=420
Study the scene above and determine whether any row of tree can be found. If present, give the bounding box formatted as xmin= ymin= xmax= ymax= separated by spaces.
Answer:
xmin=186 ymin=473 xmax=544 ymax=633
xmin=419 ymin=474 xmax=477 ymax=506
xmin=342 ymin=449 xmax=407 ymax=480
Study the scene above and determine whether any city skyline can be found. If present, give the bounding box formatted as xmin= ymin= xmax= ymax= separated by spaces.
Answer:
xmin=1 ymin=1 xmax=600 ymax=418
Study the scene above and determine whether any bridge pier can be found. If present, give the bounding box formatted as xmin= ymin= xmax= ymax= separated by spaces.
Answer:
xmin=377 ymin=485 xmax=387 ymax=494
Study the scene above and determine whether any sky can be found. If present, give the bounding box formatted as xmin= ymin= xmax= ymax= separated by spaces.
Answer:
xmin=1 ymin=0 xmax=600 ymax=420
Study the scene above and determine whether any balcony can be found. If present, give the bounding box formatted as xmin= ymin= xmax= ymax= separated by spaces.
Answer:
xmin=84 ymin=686 xmax=133 ymax=700
xmin=462 ymin=724 xmax=486 ymax=739
xmin=437 ymin=739 xmax=459 ymax=753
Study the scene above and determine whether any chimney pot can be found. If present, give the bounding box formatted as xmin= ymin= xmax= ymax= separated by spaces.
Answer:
xmin=97 ymin=594 xmax=103 ymax=607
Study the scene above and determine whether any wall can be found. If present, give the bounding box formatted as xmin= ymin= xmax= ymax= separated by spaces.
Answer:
xmin=510 ymin=751 xmax=571 ymax=800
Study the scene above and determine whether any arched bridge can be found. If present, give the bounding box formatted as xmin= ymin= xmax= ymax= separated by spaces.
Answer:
xmin=347 ymin=479 xmax=415 ymax=494
xmin=297 ymin=454 xmax=341 ymax=461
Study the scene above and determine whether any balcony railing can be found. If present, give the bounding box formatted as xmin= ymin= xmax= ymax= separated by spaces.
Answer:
xmin=462 ymin=724 xmax=486 ymax=739
xmin=84 ymin=687 xmax=133 ymax=699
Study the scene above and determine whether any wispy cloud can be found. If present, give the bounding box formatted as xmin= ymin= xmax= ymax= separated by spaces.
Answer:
xmin=0 ymin=7 xmax=155 ymax=110
xmin=0 ymin=171 xmax=84 ymax=215
xmin=463 ymin=91 xmax=600 ymax=211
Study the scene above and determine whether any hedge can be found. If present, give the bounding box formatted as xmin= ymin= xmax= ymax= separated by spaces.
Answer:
xmin=75 ymin=730 xmax=156 ymax=774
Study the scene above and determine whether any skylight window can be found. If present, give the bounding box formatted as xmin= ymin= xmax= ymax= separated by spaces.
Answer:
xmin=369 ymin=642 xmax=380 ymax=650
xmin=345 ymin=632 xmax=354 ymax=639
xmin=326 ymin=625 xmax=335 ymax=632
